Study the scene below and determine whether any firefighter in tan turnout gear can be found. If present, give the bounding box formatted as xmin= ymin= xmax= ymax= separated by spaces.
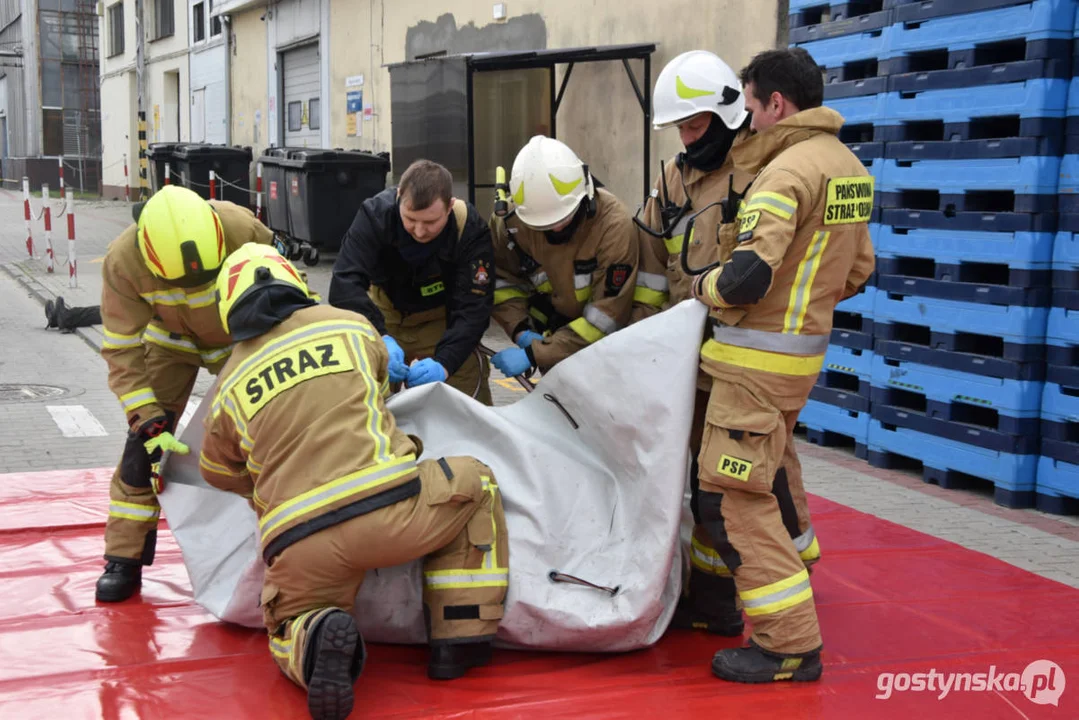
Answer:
xmin=488 ymin=135 xmax=639 ymax=378
xmin=690 ymin=48 xmax=875 ymax=682
xmin=200 ymin=243 xmax=509 ymax=720
xmin=633 ymin=50 xmax=823 ymax=639
xmin=96 ymin=185 xmax=274 ymax=603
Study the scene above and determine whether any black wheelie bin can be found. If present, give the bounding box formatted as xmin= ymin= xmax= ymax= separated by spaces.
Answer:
xmin=145 ymin=143 xmax=182 ymax=194
xmin=172 ymin=144 xmax=254 ymax=208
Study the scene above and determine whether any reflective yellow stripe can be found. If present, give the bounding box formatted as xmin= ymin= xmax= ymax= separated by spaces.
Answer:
xmin=568 ymin=316 xmax=605 ymax=344
xmin=120 ymin=387 xmax=157 ymax=413
xmin=268 ymin=635 xmax=291 ymax=659
xmin=701 ymin=340 xmax=824 ymax=376
xmin=800 ymin=536 xmax=821 ymax=563
xmin=139 ymin=289 xmax=186 ymax=306
xmin=702 ymin=267 xmax=731 ymax=309
xmin=633 ymin=286 xmax=668 ymax=307
xmin=259 ymin=455 xmax=418 ymax=540
xmin=529 ymin=306 xmax=548 ymax=325
xmin=494 ymin=287 xmax=530 ymax=304
xmin=109 ymin=500 xmax=159 ymax=522
xmin=740 ymin=569 xmax=813 ymax=617
xmin=423 ymin=569 xmax=509 ymax=589
xmin=102 ymin=328 xmax=143 ymax=350
xmin=143 ymin=325 xmax=200 ymax=354
xmin=690 ymin=535 xmax=731 ymax=576
xmin=186 ymin=286 xmax=217 ymax=309
xmin=783 ymin=231 xmax=830 ymax=334
xmin=665 ymin=234 xmax=684 ymax=255
xmin=575 ymin=286 xmax=593 ymax=302
xmin=744 ymin=191 xmax=798 ymax=220
xmin=348 ymin=334 xmax=393 ymax=464
xmin=247 ymin=457 xmax=264 ymax=475
xmin=200 ymin=346 xmax=232 ymax=365
xmin=199 ymin=452 xmax=245 ymax=477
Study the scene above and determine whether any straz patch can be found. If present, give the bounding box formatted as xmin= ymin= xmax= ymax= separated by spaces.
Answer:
xmin=238 ymin=336 xmax=355 ymax=419
xmin=824 ymin=176 xmax=875 ymax=225
xmin=605 ymin=263 xmax=632 ymax=295
xmin=717 ymin=454 xmax=753 ymax=482
xmin=472 ymin=259 xmax=490 ymax=286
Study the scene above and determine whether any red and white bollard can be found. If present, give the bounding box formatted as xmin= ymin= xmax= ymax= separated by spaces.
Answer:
xmin=164 ymin=162 xmax=171 ymax=185
xmin=255 ymin=162 xmax=263 ymax=222
xmin=57 ymin=157 xmax=64 ymax=195
xmin=23 ymin=177 xmax=34 ymax=258
xmin=209 ymin=170 xmax=217 ymax=201
xmin=123 ymin=154 xmax=130 ymax=201
xmin=42 ymin=183 xmax=55 ymax=273
xmin=66 ymin=183 xmax=77 ymax=288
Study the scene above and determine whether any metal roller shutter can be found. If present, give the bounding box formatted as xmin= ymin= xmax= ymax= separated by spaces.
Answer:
xmin=281 ymin=43 xmax=321 ymax=147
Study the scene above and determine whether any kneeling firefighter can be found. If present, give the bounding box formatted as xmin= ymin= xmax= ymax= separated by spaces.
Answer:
xmin=488 ymin=135 xmax=640 ymax=376
xmin=200 ymin=244 xmax=509 ymax=720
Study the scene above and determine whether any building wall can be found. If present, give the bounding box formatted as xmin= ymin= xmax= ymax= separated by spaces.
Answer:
xmin=0 ymin=0 xmax=28 ymax=162
xmin=228 ymin=8 xmax=267 ymax=150
xmin=189 ymin=41 xmax=226 ymax=143
xmin=320 ymin=0 xmax=782 ymax=207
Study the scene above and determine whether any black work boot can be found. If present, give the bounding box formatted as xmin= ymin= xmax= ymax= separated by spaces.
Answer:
xmin=670 ymin=569 xmax=744 ymax=637
xmin=95 ymin=561 xmax=142 ymax=602
xmin=44 ymin=297 xmax=65 ymax=329
xmin=711 ymin=640 xmax=822 ymax=683
xmin=303 ymin=609 xmax=365 ymax=720
xmin=427 ymin=641 xmax=493 ymax=680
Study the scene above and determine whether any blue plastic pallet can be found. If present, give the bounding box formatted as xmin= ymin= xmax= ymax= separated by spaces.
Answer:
xmin=873 ymin=292 xmax=1048 ymax=346
xmin=824 ymin=65 xmax=889 ymax=100
xmin=871 ymin=400 xmax=1040 ymax=454
xmin=811 ymin=346 xmax=874 ymax=412
xmin=1059 ymin=155 xmax=1079 ymax=213
xmin=875 ymin=255 xmax=1051 ymax=306
xmin=790 ymin=1 xmax=894 ymax=44
xmin=832 ymin=285 xmax=876 ymax=350
xmin=874 ymin=330 xmax=1046 ymax=381
xmin=879 ymin=79 xmax=1069 ymax=128
xmin=1046 ymin=306 xmax=1079 ymax=386
xmin=846 ymin=140 xmax=886 ymax=159
xmin=880 ymin=157 xmax=1061 ymax=195
xmin=825 ymin=93 xmax=888 ymax=126
xmin=873 ymin=354 xmax=1045 ymax=417
xmin=1041 ymin=381 xmax=1079 ymax=464
xmin=885 ymin=38 xmax=1071 ymax=86
xmin=868 ymin=419 xmax=1038 ymax=507
xmin=886 ymin=1 xmax=1075 ymax=56
xmin=881 ymin=208 xmax=1057 ymax=233
xmin=1053 ymin=231 xmax=1079 ymax=289
xmin=883 ymin=123 xmax=1063 ymax=160
xmin=793 ymin=25 xmax=893 ymax=68
xmin=1052 ymin=288 xmax=1079 ymax=309
xmin=797 ymin=399 xmax=870 ymax=456
xmin=886 ymin=0 xmax=1065 ymax=23
xmin=1035 ymin=455 xmax=1079 ymax=514
xmin=875 ymin=226 xmax=1054 ymax=268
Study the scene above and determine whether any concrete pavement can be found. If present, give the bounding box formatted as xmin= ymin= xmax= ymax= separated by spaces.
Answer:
xmin=0 ymin=189 xmax=1076 ymax=590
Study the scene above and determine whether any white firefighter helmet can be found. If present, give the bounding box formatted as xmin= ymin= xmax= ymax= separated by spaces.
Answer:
xmin=509 ymin=135 xmax=593 ymax=230
xmin=652 ymin=50 xmax=748 ymax=131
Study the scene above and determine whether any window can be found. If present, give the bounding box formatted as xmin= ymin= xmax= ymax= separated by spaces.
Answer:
xmin=153 ymin=0 xmax=174 ymax=39
xmin=308 ymin=98 xmax=320 ymax=130
xmin=107 ymin=2 xmax=124 ymax=55
xmin=287 ymin=101 xmax=302 ymax=131
xmin=192 ymin=1 xmax=205 ymax=42
xmin=209 ymin=0 xmax=221 ymax=36
xmin=42 ymin=109 xmax=64 ymax=156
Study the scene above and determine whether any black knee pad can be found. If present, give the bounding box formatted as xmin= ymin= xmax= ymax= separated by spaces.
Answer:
xmin=697 ymin=491 xmax=743 ymax=574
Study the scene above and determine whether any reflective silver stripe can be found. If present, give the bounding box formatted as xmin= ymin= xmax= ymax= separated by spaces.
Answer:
xmin=746 ymin=193 xmax=797 ymax=217
xmin=785 ymin=231 xmax=830 ymax=333
xmin=259 ymin=457 xmax=418 ymax=540
xmin=102 ymin=328 xmax=143 ymax=349
xmin=692 ymin=545 xmax=727 ymax=571
xmin=740 ymin=576 xmax=813 ymax=611
xmin=139 ymin=289 xmax=187 ymax=305
xmin=531 ymin=270 xmax=549 ymax=288
xmin=574 ymin=273 xmax=591 ymax=290
xmin=711 ymin=324 xmax=829 ymax=355
xmin=494 ymin=279 xmax=519 ymax=289
xmin=143 ymin=325 xmax=199 ymax=353
xmin=109 ymin=502 xmax=159 ymax=520
xmin=120 ymin=389 xmax=157 ymax=412
xmin=423 ymin=569 xmax=509 ymax=588
xmin=583 ymin=304 xmax=620 ymax=335
xmin=200 ymin=346 xmax=232 ymax=364
xmin=186 ymin=287 xmax=217 ymax=309
xmin=793 ymin=526 xmax=816 ymax=553
xmin=637 ymin=271 xmax=669 ymax=291
xmin=671 ymin=216 xmax=690 ymax=238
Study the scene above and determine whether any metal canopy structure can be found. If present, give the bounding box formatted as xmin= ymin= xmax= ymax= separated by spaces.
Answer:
xmin=387 ymin=42 xmax=657 ymax=206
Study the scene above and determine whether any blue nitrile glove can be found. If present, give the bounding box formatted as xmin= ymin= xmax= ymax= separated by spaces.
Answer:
xmin=382 ymin=335 xmax=409 ymax=383
xmin=406 ymin=358 xmax=448 ymax=387
xmin=492 ymin=347 xmax=533 ymax=378
xmin=515 ymin=330 xmax=544 ymax=350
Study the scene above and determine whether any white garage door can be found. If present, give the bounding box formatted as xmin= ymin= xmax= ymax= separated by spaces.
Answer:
xmin=282 ymin=43 xmax=321 ymax=147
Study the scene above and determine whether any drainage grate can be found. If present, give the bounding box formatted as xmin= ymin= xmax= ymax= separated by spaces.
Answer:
xmin=0 ymin=383 xmax=69 ymax=403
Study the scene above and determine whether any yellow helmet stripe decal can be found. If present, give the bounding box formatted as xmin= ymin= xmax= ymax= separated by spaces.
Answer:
xmin=676 ymin=75 xmax=714 ymax=100
xmin=548 ymin=173 xmax=582 ymax=197
xmin=513 ymin=182 xmax=525 ymax=205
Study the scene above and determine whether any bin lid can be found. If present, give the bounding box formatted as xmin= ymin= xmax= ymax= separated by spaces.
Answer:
xmin=173 ymin=144 xmax=254 ymax=160
xmin=256 ymin=146 xmax=306 ymax=164
xmin=279 ymin=149 xmax=390 ymax=170
xmin=146 ymin=142 xmax=182 ymax=156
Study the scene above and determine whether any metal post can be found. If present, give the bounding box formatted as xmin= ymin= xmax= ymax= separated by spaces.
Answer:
xmin=42 ymin=183 xmax=54 ymax=273
xmin=23 ymin=177 xmax=33 ymax=258
xmin=66 ymin=183 xmax=77 ymax=288
xmin=209 ymin=170 xmax=217 ymax=200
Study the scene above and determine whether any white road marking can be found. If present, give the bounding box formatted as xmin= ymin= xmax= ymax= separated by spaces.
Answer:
xmin=47 ymin=405 xmax=109 ymax=437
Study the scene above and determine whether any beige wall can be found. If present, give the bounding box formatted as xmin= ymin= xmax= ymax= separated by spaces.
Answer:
xmin=326 ymin=0 xmax=780 ymax=207
xmin=229 ymin=9 xmax=269 ymax=150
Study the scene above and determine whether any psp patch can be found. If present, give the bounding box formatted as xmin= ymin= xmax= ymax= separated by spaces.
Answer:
xmin=738 ymin=210 xmax=761 ymax=234
xmin=717 ymin=454 xmax=753 ymax=482
xmin=605 ymin=263 xmax=632 ymax=295
xmin=471 ymin=259 xmax=490 ymax=286
xmin=824 ymin=176 xmax=874 ymax=225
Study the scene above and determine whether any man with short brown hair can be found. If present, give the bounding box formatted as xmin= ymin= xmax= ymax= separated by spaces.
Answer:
xmin=330 ymin=159 xmax=495 ymax=403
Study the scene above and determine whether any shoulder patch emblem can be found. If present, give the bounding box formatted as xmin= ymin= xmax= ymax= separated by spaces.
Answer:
xmin=472 ymin=259 xmax=490 ymax=286
xmin=605 ymin=263 xmax=632 ymax=295
xmin=738 ymin=210 xmax=761 ymax=235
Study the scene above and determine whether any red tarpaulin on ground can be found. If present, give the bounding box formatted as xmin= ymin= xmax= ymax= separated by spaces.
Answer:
xmin=1 ymin=467 xmax=1076 ymax=719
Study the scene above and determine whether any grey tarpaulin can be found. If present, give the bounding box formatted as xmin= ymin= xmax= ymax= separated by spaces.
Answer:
xmin=157 ymin=299 xmax=707 ymax=652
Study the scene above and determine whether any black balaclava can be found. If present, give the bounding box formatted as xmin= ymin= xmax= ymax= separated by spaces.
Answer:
xmin=228 ymin=284 xmax=317 ymax=341
xmin=682 ymin=114 xmax=740 ymax=173
xmin=543 ymin=203 xmax=587 ymax=245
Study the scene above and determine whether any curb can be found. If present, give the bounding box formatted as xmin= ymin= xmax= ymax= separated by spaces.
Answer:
xmin=1 ymin=261 xmax=104 ymax=354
